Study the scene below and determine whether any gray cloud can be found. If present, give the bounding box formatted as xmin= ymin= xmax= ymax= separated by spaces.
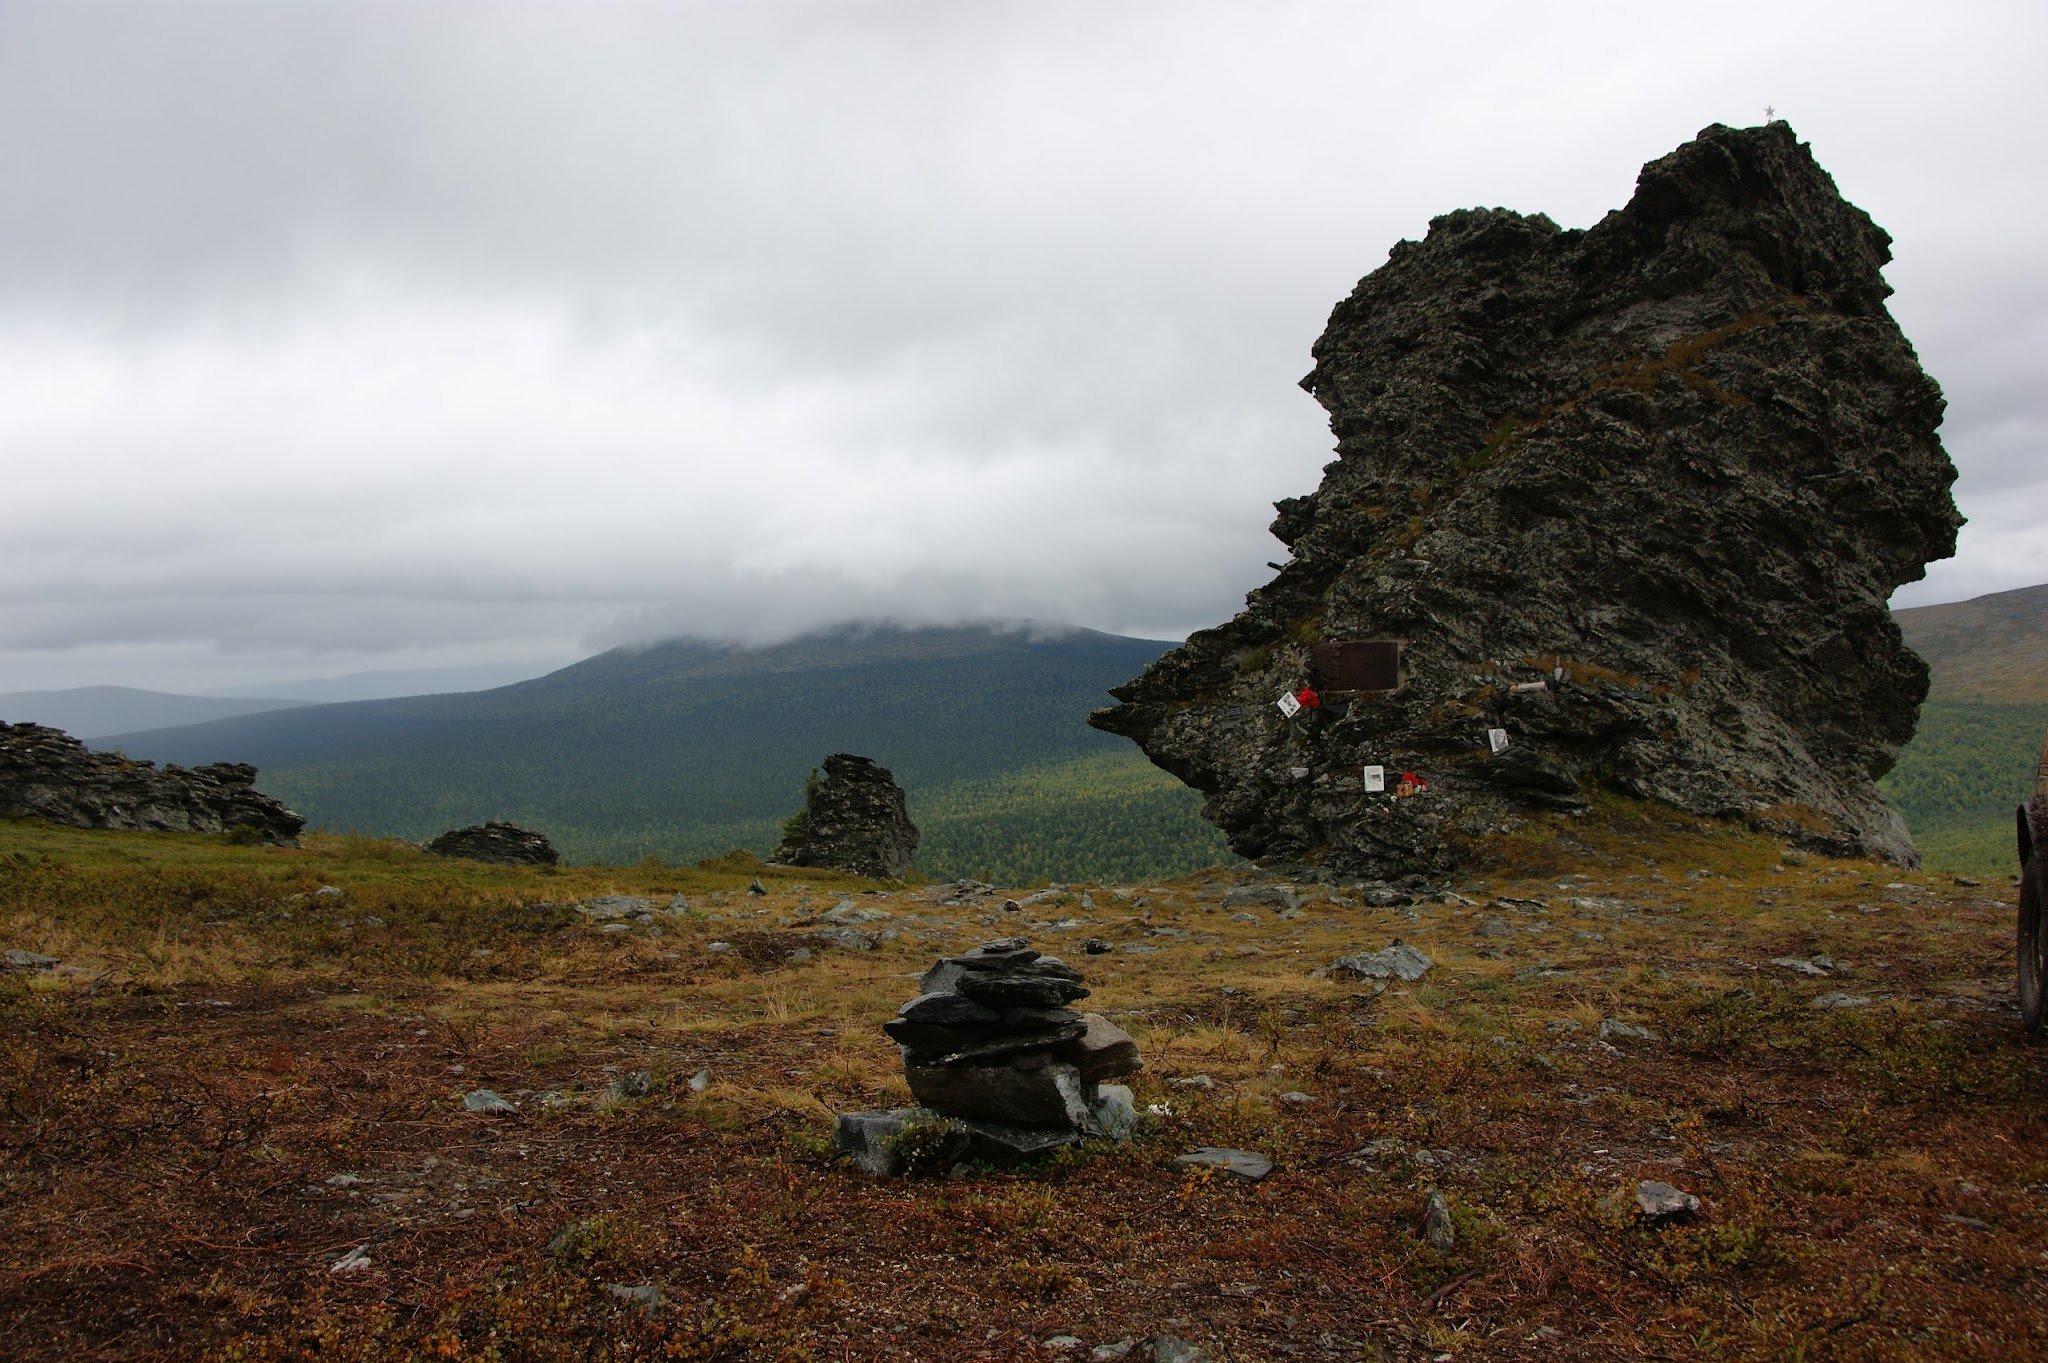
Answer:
xmin=2 ymin=0 xmax=2043 ymax=691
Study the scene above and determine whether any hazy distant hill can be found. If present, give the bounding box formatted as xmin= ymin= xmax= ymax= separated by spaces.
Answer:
xmin=203 ymin=658 xmax=574 ymax=704
xmin=98 ymin=624 xmax=1231 ymax=882
xmin=1883 ymin=582 xmax=2048 ymax=872
xmin=0 ymin=686 xmax=307 ymax=740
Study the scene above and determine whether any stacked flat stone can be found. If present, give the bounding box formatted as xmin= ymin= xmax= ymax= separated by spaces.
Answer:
xmin=835 ymin=937 xmax=1142 ymax=1173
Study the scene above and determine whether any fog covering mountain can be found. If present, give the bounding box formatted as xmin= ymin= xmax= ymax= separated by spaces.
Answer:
xmin=0 ymin=686 xmax=307 ymax=740
xmin=95 ymin=624 xmax=1232 ymax=882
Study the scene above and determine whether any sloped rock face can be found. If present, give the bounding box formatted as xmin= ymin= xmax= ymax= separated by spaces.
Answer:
xmin=425 ymin=821 xmax=559 ymax=866
xmin=772 ymin=753 xmax=918 ymax=879
xmin=1092 ymin=123 xmax=1960 ymax=878
xmin=0 ymin=722 xmax=304 ymax=845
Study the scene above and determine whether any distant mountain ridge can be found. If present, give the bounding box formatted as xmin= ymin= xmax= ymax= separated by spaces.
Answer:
xmin=1894 ymin=583 xmax=2048 ymax=705
xmin=0 ymin=687 xmax=308 ymax=740
xmin=95 ymin=623 xmax=1231 ymax=882
xmin=1882 ymin=582 xmax=2048 ymax=871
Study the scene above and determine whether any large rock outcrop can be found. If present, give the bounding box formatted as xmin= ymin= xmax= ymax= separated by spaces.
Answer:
xmin=771 ymin=753 xmax=919 ymax=879
xmin=1091 ymin=123 xmax=1960 ymax=878
xmin=0 ymin=722 xmax=304 ymax=845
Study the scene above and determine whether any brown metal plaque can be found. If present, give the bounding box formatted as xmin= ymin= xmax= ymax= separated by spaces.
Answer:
xmin=1310 ymin=641 xmax=1402 ymax=692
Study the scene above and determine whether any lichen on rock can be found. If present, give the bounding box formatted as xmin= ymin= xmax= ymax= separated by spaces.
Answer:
xmin=1091 ymin=123 xmax=1960 ymax=879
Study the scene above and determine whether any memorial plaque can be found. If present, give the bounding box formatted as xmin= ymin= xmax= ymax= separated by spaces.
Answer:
xmin=1276 ymin=692 xmax=1302 ymax=718
xmin=1363 ymin=765 xmax=1386 ymax=793
xmin=1311 ymin=641 xmax=1402 ymax=692
xmin=1488 ymin=728 xmax=1509 ymax=754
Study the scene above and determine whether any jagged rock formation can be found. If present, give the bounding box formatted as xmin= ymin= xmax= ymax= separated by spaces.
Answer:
xmin=0 ymin=722 xmax=304 ymax=845
xmin=1092 ymin=123 xmax=1960 ymax=878
xmin=771 ymin=753 xmax=918 ymax=879
xmin=425 ymin=821 xmax=559 ymax=866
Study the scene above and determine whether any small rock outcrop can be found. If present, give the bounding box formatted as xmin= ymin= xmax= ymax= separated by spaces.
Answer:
xmin=834 ymin=938 xmax=1141 ymax=1173
xmin=0 ymin=722 xmax=304 ymax=845
xmin=772 ymin=753 xmax=918 ymax=879
xmin=1091 ymin=123 xmax=1960 ymax=879
xmin=425 ymin=820 xmax=559 ymax=866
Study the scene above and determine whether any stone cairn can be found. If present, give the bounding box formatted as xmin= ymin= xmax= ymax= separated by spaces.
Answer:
xmin=835 ymin=937 xmax=1141 ymax=1174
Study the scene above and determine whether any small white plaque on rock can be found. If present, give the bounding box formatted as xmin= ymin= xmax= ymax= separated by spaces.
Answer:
xmin=1363 ymin=765 xmax=1385 ymax=793
xmin=1275 ymin=692 xmax=1302 ymax=718
xmin=1487 ymin=728 xmax=1509 ymax=754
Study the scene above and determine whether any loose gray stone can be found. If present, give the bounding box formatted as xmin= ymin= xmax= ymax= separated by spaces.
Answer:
xmin=2 ymin=949 xmax=60 ymax=971
xmin=1174 ymin=1147 xmax=1273 ymax=1181
xmin=1597 ymin=1018 xmax=1657 ymax=1041
xmin=462 ymin=1088 xmax=518 ymax=1116
xmin=579 ymin=895 xmax=653 ymax=921
xmin=1421 ymin=1189 xmax=1456 ymax=1252
xmin=1635 ymin=1180 xmax=1700 ymax=1223
xmin=604 ymin=1283 xmax=664 ymax=1314
xmin=1772 ymin=956 xmax=1832 ymax=976
xmin=1223 ymin=884 xmax=1300 ymax=912
xmin=1087 ymin=1084 xmax=1139 ymax=1139
xmin=1150 ymin=1335 xmax=1210 ymax=1363
xmin=834 ymin=1109 xmax=913 ymax=1175
xmin=329 ymin=1244 xmax=373 ymax=1274
xmin=1055 ymin=1013 xmax=1142 ymax=1082
xmin=1811 ymin=992 xmax=1873 ymax=1009
xmin=1327 ymin=942 xmax=1433 ymax=982
xmin=1168 ymin=1074 xmax=1216 ymax=1090
xmin=606 ymin=1071 xmax=654 ymax=1101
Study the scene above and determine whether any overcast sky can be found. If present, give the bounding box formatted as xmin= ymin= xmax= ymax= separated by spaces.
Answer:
xmin=3 ymin=1 xmax=2042 ymax=695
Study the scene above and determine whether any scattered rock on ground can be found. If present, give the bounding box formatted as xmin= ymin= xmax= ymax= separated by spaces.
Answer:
xmin=1635 ymin=1180 xmax=1701 ymax=1225
xmin=1324 ymin=942 xmax=1433 ymax=982
xmin=1421 ymin=1189 xmax=1457 ymax=1252
xmin=1173 ymin=1147 xmax=1273 ymax=1182
xmin=462 ymin=1089 xmax=518 ymax=1116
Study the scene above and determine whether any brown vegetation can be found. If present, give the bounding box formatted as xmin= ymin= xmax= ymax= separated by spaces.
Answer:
xmin=1 ymin=812 xmax=2043 ymax=1360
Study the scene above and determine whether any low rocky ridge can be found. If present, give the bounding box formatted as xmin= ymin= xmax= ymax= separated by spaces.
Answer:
xmin=1091 ymin=122 xmax=1961 ymax=880
xmin=0 ymin=721 xmax=303 ymax=845
xmin=835 ymin=937 xmax=1141 ymax=1173
xmin=771 ymin=752 xmax=919 ymax=880
xmin=425 ymin=821 xmax=560 ymax=866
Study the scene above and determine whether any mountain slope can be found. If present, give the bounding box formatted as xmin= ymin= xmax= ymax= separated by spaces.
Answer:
xmin=0 ymin=686 xmax=308 ymax=739
xmin=96 ymin=625 xmax=1232 ymax=881
xmin=1883 ymin=583 xmax=2048 ymax=872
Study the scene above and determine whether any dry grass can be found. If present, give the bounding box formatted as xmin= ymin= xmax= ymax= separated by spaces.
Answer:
xmin=1 ymin=812 xmax=2043 ymax=1360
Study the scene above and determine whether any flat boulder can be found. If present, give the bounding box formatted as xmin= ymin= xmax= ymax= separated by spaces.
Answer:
xmin=426 ymin=820 xmax=559 ymax=866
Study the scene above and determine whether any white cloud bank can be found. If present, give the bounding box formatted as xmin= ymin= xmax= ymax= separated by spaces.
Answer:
xmin=1 ymin=0 xmax=2041 ymax=691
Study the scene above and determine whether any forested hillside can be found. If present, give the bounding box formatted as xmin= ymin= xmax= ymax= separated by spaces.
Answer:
xmin=1884 ymin=584 xmax=2048 ymax=873
xmin=97 ymin=625 xmax=1231 ymax=883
